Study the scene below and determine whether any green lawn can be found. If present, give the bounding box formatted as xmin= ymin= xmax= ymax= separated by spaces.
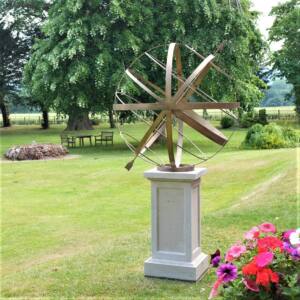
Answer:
xmin=1 ymin=124 xmax=299 ymax=299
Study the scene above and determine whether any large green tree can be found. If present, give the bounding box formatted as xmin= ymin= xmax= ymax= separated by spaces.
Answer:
xmin=269 ymin=0 xmax=300 ymax=121
xmin=24 ymin=0 xmax=265 ymax=130
xmin=24 ymin=0 xmax=156 ymax=130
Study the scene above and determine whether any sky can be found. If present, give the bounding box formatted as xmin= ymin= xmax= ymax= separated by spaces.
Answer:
xmin=251 ymin=0 xmax=286 ymax=50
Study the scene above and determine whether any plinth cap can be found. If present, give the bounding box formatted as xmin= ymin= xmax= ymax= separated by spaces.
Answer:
xmin=144 ymin=167 xmax=207 ymax=181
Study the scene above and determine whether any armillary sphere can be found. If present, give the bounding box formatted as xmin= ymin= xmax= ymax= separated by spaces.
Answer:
xmin=113 ymin=42 xmax=240 ymax=172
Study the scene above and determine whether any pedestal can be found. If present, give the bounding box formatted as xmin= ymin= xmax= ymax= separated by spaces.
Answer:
xmin=144 ymin=167 xmax=209 ymax=281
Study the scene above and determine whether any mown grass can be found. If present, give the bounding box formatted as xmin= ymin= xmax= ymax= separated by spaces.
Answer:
xmin=0 ymin=124 xmax=299 ymax=299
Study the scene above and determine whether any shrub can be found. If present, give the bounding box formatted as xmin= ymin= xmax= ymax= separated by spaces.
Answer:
xmin=244 ymin=123 xmax=264 ymax=148
xmin=239 ymin=112 xmax=258 ymax=128
xmin=220 ymin=116 xmax=234 ymax=129
xmin=283 ymin=127 xmax=299 ymax=147
xmin=239 ymin=110 xmax=269 ymax=128
xmin=258 ymin=109 xmax=268 ymax=125
xmin=242 ymin=123 xmax=299 ymax=149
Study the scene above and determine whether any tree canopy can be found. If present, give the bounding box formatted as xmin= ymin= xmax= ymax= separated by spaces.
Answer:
xmin=23 ymin=0 xmax=265 ymax=130
xmin=269 ymin=0 xmax=300 ymax=120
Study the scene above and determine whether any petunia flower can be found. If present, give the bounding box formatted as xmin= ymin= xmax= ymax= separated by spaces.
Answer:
xmin=289 ymin=228 xmax=300 ymax=246
xmin=242 ymin=261 xmax=258 ymax=276
xmin=242 ymin=261 xmax=279 ymax=288
xmin=216 ymin=263 xmax=238 ymax=283
xmin=291 ymin=247 xmax=300 ymax=260
xmin=257 ymin=236 xmax=283 ymax=253
xmin=246 ymin=239 xmax=257 ymax=250
xmin=254 ymin=252 xmax=274 ymax=267
xmin=284 ymin=242 xmax=300 ymax=260
xmin=259 ymin=222 xmax=276 ymax=234
xmin=245 ymin=226 xmax=260 ymax=240
xmin=242 ymin=257 xmax=279 ymax=289
xmin=243 ymin=278 xmax=259 ymax=292
xmin=282 ymin=229 xmax=295 ymax=242
xmin=225 ymin=244 xmax=246 ymax=262
xmin=211 ymin=256 xmax=221 ymax=267
xmin=210 ymin=249 xmax=221 ymax=267
xmin=208 ymin=274 xmax=225 ymax=299
xmin=256 ymin=268 xmax=279 ymax=287
xmin=283 ymin=242 xmax=294 ymax=255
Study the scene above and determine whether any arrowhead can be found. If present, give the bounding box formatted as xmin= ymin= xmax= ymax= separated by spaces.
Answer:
xmin=125 ymin=160 xmax=134 ymax=171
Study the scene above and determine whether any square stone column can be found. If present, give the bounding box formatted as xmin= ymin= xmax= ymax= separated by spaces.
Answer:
xmin=144 ymin=167 xmax=209 ymax=281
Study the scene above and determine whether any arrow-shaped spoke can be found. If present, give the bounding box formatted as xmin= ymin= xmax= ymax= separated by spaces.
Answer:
xmin=125 ymin=111 xmax=166 ymax=170
xmin=141 ymin=122 xmax=166 ymax=154
xmin=174 ymin=110 xmax=228 ymax=146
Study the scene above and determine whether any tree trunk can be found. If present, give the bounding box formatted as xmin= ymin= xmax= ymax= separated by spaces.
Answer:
xmin=65 ymin=109 xmax=93 ymax=131
xmin=41 ymin=110 xmax=49 ymax=129
xmin=108 ymin=106 xmax=115 ymax=128
xmin=0 ymin=101 xmax=11 ymax=127
xmin=295 ymin=86 xmax=300 ymax=124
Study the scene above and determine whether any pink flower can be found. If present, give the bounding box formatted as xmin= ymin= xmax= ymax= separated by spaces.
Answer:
xmin=259 ymin=222 xmax=276 ymax=234
xmin=283 ymin=229 xmax=295 ymax=241
xmin=245 ymin=226 xmax=260 ymax=240
xmin=243 ymin=278 xmax=259 ymax=292
xmin=225 ymin=244 xmax=246 ymax=262
xmin=208 ymin=274 xmax=225 ymax=299
xmin=246 ymin=239 xmax=257 ymax=250
xmin=254 ymin=252 xmax=274 ymax=267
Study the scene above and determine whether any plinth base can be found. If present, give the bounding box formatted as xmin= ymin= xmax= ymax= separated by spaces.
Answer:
xmin=144 ymin=252 xmax=209 ymax=282
xmin=144 ymin=167 xmax=208 ymax=282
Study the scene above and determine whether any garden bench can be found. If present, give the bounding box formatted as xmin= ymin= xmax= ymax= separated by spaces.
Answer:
xmin=60 ymin=134 xmax=76 ymax=147
xmin=94 ymin=131 xmax=114 ymax=146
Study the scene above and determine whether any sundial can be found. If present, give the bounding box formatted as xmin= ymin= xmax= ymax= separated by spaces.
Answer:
xmin=114 ymin=43 xmax=239 ymax=172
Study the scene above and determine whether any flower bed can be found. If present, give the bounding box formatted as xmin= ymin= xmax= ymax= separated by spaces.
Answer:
xmin=5 ymin=143 xmax=68 ymax=160
xmin=209 ymin=223 xmax=300 ymax=299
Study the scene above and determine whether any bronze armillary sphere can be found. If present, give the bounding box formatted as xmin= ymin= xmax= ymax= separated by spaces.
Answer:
xmin=114 ymin=43 xmax=240 ymax=172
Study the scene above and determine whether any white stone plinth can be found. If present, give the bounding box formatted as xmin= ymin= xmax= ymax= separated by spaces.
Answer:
xmin=144 ymin=167 xmax=209 ymax=281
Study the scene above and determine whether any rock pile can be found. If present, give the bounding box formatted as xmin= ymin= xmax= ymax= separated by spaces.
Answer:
xmin=5 ymin=143 xmax=68 ymax=161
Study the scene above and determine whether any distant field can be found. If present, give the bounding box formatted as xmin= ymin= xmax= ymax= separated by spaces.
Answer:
xmin=0 ymin=112 xmax=65 ymax=125
xmin=0 ymin=106 xmax=297 ymax=126
xmin=196 ymin=105 xmax=296 ymax=116
xmin=255 ymin=106 xmax=295 ymax=112
xmin=3 ymin=112 xmax=57 ymax=119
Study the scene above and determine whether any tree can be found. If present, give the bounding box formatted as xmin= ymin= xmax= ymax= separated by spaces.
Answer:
xmin=24 ymin=0 xmax=265 ymax=130
xmin=0 ymin=0 xmax=50 ymax=128
xmin=269 ymin=0 xmax=300 ymax=121
xmin=0 ymin=21 xmax=27 ymax=127
xmin=24 ymin=0 xmax=158 ymax=130
xmin=153 ymin=0 xmax=266 ymax=111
